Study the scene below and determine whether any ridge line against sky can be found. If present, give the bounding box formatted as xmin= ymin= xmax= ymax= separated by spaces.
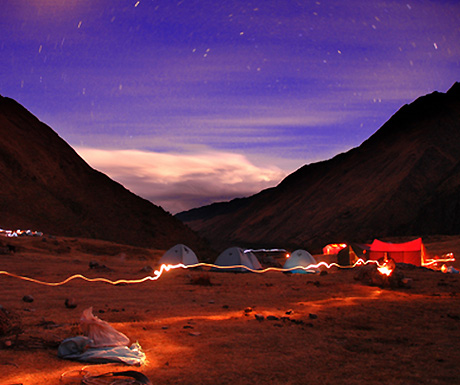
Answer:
xmin=1 ymin=0 xmax=459 ymax=213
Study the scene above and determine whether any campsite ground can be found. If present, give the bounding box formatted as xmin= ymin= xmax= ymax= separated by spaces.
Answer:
xmin=1 ymin=235 xmax=459 ymax=385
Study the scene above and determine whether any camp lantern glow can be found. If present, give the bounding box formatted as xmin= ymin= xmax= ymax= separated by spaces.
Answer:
xmin=377 ymin=262 xmax=394 ymax=276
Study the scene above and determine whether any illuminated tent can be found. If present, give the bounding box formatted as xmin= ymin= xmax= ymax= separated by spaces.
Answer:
xmin=337 ymin=244 xmax=368 ymax=267
xmin=366 ymin=238 xmax=427 ymax=266
xmin=213 ymin=247 xmax=262 ymax=272
xmin=283 ymin=249 xmax=318 ymax=274
xmin=322 ymin=243 xmax=347 ymax=255
xmin=158 ymin=244 xmax=199 ymax=266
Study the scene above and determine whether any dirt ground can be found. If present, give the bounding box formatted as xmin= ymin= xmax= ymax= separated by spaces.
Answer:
xmin=1 ymin=235 xmax=459 ymax=385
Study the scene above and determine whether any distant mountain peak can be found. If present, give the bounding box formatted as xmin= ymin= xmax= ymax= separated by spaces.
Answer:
xmin=447 ymin=81 xmax=460 ymax=96
xmin=178 ymin=84 xmax=460 ymax=251
xmin=0 ymin=96 xmax=211 ymax=256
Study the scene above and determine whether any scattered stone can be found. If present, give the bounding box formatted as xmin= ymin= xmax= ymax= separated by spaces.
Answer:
xmin=89 ymin=261 xmax=112 ymax=271
xmin=309 ymin=313 xmax=318 ymax=319
xmin=222 ymin=305 xmax=229 ymax=309
xmin=320 ymin=270 xmax=328 ymax=276
xmin=189 ymin=332 xmax=201 ymax=337
xmin=7 ymin=244 xmax=16 ymax=253
xmin=4 ymin=340 xmax=12 ymax=347
xmin=244 ymin=307 xmax=253 ymax=313
xmin=189 ymin=274 xmax=213 ymax=286
xmin=285 ymin=309 xmax=293 ymax=315
xmin=208 ymin=300 xmax=215 ymax=304
xmin=254 ymin=314 xmax=264 ymax=321
xmin=0 ymin=306 xmax=23 ymax=339
xmin=22 ymin=295 xmax=34 ymax=303
xmin=37 ymin=319 xmax=60 ymax=329
xmin=401 ymin=278 xmax=413 ymax=288
xmin=183 ymin=325 xmax=193 ymax=329
xmin=65 ymin=298 xmax=77 ymax=309
xmin=162 ymin=326 xmax=169 ymax=330
xmin=447 ymin=313 xmax=460 ymax=321
xmin=140 ymin=265 xmax=153 ymax=273
xmin=267 ymin=315 xmax=279 ymax=321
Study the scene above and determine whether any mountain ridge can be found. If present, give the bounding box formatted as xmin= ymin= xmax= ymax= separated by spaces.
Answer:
xmin=0 ymin=95 xmax=211 ymax=257
xmin=177 ymin=82 xmax=460 ymax=252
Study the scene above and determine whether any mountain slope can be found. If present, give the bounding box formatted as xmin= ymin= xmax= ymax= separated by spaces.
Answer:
xmin=0 ymin=96 xmax=210 ymax=255
xmin=177 ymin=83 xmax=460 ymax=251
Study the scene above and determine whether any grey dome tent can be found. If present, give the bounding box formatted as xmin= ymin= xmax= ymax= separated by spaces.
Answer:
xmin=159 ymin=244 xmax=199 ymax=266
xmin=213 ymin=247 xmax=262 ymax=272
xmin=283 ymin=249 xmax=318 ymax=274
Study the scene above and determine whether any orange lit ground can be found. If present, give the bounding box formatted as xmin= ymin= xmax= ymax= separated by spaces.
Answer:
xmin=1 ymin=235 xmax=459 ymax=385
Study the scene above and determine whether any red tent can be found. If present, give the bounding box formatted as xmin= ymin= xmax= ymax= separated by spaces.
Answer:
xmin=367 ymin=238 xmax=426 ymax=266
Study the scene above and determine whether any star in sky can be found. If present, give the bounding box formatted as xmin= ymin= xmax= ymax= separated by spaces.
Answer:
xmin=1 ymin=0 xmax=459 ymax=212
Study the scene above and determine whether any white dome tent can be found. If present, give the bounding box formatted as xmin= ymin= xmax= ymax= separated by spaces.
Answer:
xmin=283 ymin=249 xmax=318 ymax=274
xmin=213 ymin=247 xmax=262 ymax=272
xmin=158 ymin=244 xmax=199 ymax=266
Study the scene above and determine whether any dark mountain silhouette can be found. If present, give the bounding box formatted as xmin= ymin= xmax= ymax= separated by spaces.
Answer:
xmin=177 ymin=83 xmax=460 ymax=252
xmin=0 ymin=95 xmax=210 ymax=256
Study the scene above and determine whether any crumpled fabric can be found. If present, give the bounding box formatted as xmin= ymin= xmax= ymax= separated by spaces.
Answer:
xmin=58 ymin=336 xmax=146 ymax=366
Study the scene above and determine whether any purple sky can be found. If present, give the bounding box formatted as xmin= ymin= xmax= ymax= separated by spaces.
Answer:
xmin=1 ymin=1 xmax=459 ymax=213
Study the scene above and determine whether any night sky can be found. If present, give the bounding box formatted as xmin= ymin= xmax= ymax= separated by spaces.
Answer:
xmin=1 ymin=1 xmax=459 ymax=213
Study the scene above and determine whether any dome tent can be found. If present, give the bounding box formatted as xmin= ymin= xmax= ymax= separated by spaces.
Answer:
xmin=158 ymin=244 xmax=199 ymax=266
xmin=283 ymin=249 xmax=318 ymax=274
xmin=213 ymin=247 xmax=262 ymax=272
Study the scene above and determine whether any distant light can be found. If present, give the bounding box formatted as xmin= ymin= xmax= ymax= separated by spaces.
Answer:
xmin=433 ymin=43 xmax=438 ymax=49
xmin=134 ymin=1 xmax=140 ymax=7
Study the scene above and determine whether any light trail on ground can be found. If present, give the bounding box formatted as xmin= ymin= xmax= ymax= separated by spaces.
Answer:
xmin=0 ymin=259 xmax=380 ymax=287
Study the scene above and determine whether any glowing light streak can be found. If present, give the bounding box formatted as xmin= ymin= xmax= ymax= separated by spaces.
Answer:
xmin=0 ymin=263 xmax=185 ymax=286
xmin=0 ymin=259 xmax=379 ymax=287
xmin=423 ymin=253 xmax=455 ymax=267
xmin=244 ymin=248 xmax=287 ymax=253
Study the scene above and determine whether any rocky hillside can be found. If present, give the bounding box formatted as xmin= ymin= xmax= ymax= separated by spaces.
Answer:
xmin=0 ymin=96 xmax=210 ymax=256
xmin=177 ymin=83 xmax=460 ymax=252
